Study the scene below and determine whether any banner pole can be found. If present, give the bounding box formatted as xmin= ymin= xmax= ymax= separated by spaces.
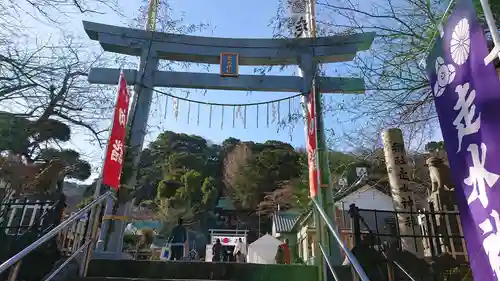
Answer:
xmin=309 ymin=0 xmax=344 ymax=272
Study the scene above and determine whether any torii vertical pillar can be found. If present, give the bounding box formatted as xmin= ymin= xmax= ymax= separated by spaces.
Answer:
xmin=95 ymin=49 xmax=159 ymax=258
xmin=299 ymin=58 xmax=343 ymax=273
xmin=316 ymin=88 xmax=343 ymax=266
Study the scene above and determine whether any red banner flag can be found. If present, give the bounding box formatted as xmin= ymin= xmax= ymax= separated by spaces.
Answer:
xmin=306 ymin=91 xmax=319 ymax=198
xmin=102 ymin=72 xmax=130 ymax=190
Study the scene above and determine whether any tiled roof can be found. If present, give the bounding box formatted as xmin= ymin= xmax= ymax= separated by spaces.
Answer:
xmin=216 ymin=197 xmax=236 ymax=211
xmin=332 ymin=178 xmax=429 ymax=208
xmin=295 ymin=209 xmax=314 ymax=229
xmin=132 ymin=220 xmax=162 ymax=230
xmin=273 ymin=211 xmax=301 ymax=233
xmin=333 ymin=179 xmax=391 ymax=201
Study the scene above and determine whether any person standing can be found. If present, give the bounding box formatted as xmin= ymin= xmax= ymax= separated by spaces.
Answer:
xmin=212 ymin=238 xmax=223 ymax=262
xmin=277 ymin=238 xmax=291 ymax=264
xmin=170 ymin=217 xmax=187 ymax=261
xmin=233 ymin=238 xmax=246 ymax=263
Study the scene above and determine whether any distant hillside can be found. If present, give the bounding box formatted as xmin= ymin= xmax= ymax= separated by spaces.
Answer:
xmin=62 ymin=181 xmax=87 ymax=212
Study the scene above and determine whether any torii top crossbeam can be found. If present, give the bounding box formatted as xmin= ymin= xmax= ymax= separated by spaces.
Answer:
xmin=83 ymin=21 xmax=375 ymax=66
xmin=83 ymin=21 xmax=375 ymax=94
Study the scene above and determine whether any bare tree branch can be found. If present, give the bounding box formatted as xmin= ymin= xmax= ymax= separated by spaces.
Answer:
xmin=0 ymin=35 xmax=120 ymax=147
xmin=269 ymin=0 xmax=452 ymax=148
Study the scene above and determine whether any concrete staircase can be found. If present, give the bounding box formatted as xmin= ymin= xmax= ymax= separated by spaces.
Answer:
xmin=77 ymin=259 xmax=325 ymax=281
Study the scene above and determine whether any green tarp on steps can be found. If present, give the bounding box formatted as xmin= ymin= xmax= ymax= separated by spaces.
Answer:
xmin=85 ymin=259 xmax=320 ymax=281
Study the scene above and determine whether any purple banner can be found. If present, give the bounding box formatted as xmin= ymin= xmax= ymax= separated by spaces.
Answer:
xmin=426 ymin=0 xmax=500 ymax=280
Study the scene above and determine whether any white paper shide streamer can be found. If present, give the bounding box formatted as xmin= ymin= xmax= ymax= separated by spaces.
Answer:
xmin=172 ymin=97 xmax=179 ymax=119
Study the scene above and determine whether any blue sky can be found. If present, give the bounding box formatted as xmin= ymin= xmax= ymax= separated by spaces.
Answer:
xmin=15 ymin=0 xmax=385 ymax=180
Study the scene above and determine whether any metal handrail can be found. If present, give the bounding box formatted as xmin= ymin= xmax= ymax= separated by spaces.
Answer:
xmin=318 ymin=243 xmax=340 ymax=281
xmin=43 ymin=240 xmax=92 ymax=281
xmin=0 ymin=191 xmax=113 ymax=274
xmin=379 ymin=248 xmax=417 ymax=281
xmin=311 ymin=198 xmax=370 ymax=281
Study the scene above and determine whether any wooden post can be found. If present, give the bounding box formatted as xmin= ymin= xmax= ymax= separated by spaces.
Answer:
xmin=349 ymin=204 xmax=362 ymax=247
xmin=381 ymin=128 xmax=423 ymax=257
xmin=348 ymin=204 xmax=361 ymax=281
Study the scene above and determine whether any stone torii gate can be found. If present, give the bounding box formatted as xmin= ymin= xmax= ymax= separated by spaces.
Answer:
xmin=82 ymin=20 xmax=374 ymax=265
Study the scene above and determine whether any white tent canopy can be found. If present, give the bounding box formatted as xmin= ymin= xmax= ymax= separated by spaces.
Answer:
xmin=247 ymin=234 xmax=283 ymax=264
